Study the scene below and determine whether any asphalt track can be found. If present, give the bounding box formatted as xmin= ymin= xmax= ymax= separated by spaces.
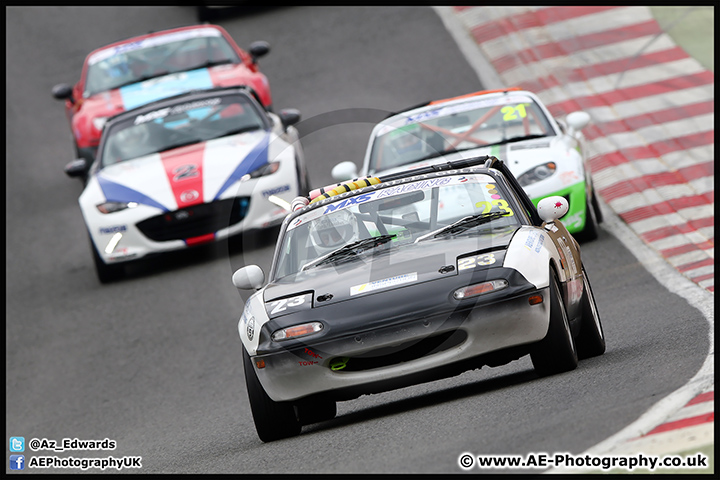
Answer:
xmin=4 ymin=6 xmax=713 ymax=474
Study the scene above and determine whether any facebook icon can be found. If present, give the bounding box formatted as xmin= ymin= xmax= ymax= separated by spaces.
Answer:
xmin=10 ymin=455 xmax=25 ymax=470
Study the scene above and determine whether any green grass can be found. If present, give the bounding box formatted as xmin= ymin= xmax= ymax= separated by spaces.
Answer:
xmin=649 ymin=6 xmax=714 ymax=72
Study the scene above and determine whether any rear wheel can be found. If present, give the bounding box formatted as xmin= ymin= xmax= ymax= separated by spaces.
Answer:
xmin=531 ymin=271 xmax=578 ymax=376
xmin=576 ymin=265 xmax=606 ymax=359
xmin=243 ymin=349 xmax=301 ymax=442
xmin=90 ymin=235 xmax=125 ymax=284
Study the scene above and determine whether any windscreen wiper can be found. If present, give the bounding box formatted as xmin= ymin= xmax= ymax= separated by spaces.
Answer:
xmin=415 ymin=212 xmax=509 ymax=243
xmin=301 ymin=234 xmax=396 ymax=271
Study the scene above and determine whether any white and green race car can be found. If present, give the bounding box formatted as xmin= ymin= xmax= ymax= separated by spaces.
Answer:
xmin=333 ymin=88 xmax=603 ymax=241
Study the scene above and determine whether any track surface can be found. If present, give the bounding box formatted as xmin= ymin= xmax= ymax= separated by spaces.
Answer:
xmin=5 ymin=6 xmax=710 ymax=474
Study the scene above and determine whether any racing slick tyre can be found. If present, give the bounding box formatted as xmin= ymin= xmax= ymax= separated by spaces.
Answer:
xmin=591 ymin=186 xmax=604 ymax=224
xmin=90 ymin=235 xmax=125 ymax=284
xmin=243 ymin=349 xmax=301 ymax=442
xmin=296 ymin=397 xmax=337 ymax=426
xmin=575 ymin=191 xmax=600 ymax=243
xmin=575 ymin=265 xmax=606 ymax=359
xmin=530 ymin=270 xmax=579 ymax=376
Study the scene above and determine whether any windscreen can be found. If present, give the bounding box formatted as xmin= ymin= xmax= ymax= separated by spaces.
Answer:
xmin=273 ymin=174 xmax=523 ymax=280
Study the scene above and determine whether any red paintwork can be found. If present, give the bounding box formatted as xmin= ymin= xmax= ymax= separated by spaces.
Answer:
xmin=59 ymin=24 xmax=272 ymax=151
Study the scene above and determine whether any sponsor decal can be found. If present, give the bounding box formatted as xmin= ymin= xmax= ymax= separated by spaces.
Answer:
xmin=509 ymin=142 xmax=551 ymax=150
xmin=350 ymin=272 xmax=417 ymax=296
xmin=120 ymin=69 xmax=214 ymax=110
xmin=262 ymin=184 xmax=291 ymax=197
xmin=522 ymin=231 xmax=545 ymax=253
xmin=179 ymin=189 xmax=200 ymax=203
xmin=99 ymin=225 xmax=127 ymax=235
xmin=89 ymin=27 xmax=222 ymax=65
xmin=246 ymin=316 xmax=255 ymax=340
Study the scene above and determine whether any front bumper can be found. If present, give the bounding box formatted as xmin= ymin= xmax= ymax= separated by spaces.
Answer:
xmin=83 ymin=162 xmax=298 ymax=265
xmin=251 ymin=283 xmax=551 ymax=402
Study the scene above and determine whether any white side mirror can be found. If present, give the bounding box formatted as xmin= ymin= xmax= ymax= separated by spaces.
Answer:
xmin=331 ymin=161 xmax=358 ymax=182
xmin=537 ymin=196 xmax=569 ymax=222
xmin=232 ymin=265 xmax=265 ymax=290
xmin=566 ymin=111 xmax=590 ymax=132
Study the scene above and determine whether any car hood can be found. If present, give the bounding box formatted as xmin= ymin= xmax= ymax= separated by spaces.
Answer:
xmin=81 ymin=64 xmax=257 ymax=119
xmin=371 ymin=136 xmax=568 ymax=179
xmin=90 ymin=129 xmax=275 ymax=211
xmin=264 ymin=227 xmax=517 ymax=313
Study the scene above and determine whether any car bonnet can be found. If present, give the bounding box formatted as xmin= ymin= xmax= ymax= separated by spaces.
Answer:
xmin=262 ymin=228 xmax=517 ymax=318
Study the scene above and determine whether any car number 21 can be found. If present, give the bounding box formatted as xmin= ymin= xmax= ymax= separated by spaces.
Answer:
xmin=458 ymin=253 xmax=496 ymax=271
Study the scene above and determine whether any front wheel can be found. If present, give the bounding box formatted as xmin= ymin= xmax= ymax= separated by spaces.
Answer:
xmin=576 ymin=265 xmax=606 ymax=359
xmin=531 ymin=270 xmax=578 ymax=376
xmin=575 ymin=191 xmax=600 ymax=242
xmin=243 ymin=349 xmax=301 ymax=442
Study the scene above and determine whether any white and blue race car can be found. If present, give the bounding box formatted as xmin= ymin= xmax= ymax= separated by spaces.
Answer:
xmin=332 ymin=88 xmax=603 ymax=241
xmin=233 ymin=155 xmax=605 ymax=442
xmin=66 ymin=86 xmax=309 ymax=283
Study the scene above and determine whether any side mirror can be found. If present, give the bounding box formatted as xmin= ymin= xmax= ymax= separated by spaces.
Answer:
xmin=566 ymin=111 xmax=590 ymax=132
xmin=52 ymin=83 xmax=74 ymax=102
xmin=537 ymin=196 xmax=569 ymax=222
xmin=278 ymin=108 xmax=301 ymax=129
xmin=331 ymin=161 xmax=358 ymax=182
xmin=64 ymin=158 xmax=89 ymax=178
xmin=232 ymin=265 xmax=265 ymax=290
xmin=249 ymin=40 xmax=270 ymax=63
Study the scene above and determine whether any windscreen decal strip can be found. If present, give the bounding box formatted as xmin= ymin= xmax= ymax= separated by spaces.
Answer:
xmin=96 ymin=175 xmax=169 ymax=212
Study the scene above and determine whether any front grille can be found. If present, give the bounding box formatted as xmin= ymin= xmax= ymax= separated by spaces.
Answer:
xmin=136 ymin=197 xmax=250 ymax=242
xmin=331 ymin=329 xmax=467 ymax=372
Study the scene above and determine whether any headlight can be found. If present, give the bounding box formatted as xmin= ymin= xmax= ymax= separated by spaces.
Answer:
xmin=92 ymin=116 xmax=109 ymax=132
xmin=271 ymin=321 xmax=323 ymax=341
xmin=517 ymin=162 xmax=556 ymax=187
xmin=243 ymin=161 xmax=280 ymax=181
xmin=96 ymin=201 xmax=138 ymax=214
xmin=453 ymin=279 xmax=508 ymax=300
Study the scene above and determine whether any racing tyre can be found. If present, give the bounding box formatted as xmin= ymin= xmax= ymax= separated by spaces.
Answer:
xmin=576 ymin=191 xmax=600 ymax=242
xmin=90 ymin=235 xmax=125 ymax=284
xmin=531 ymin=271 xmax=578 ymax=376
xmin=296 ymin=397 xmax=337 ymax=426
xmin=576 ymin=265 xmax=606 ymax=359
xmin=243 ymin=349 xmax=301 ymax=442
xmin=591 ymin=187 xmax=604 ymax=224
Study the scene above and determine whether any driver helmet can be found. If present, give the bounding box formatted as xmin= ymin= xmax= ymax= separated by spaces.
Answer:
xmin=389 ymin=125 xmax=423 ymax=156
xmin=309 ymin=209 xmax=359 ymax=255
xmin=115 ymin=123 xmax=152 ymax=159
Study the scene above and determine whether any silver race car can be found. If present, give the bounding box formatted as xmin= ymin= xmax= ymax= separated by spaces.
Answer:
xmin=233 ymin=155 xmax=605 ymax=442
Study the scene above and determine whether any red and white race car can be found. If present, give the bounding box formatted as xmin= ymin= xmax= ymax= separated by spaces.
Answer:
xmin=52 ymin=24 xmax=273 ymax=164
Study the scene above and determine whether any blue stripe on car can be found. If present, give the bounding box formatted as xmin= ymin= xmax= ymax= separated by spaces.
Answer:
xmin=97 ymin=175 xmax=170 ymax=212
xmin=119 ymin=68 xmax=214 ymax=110
xmin=213 ymin=134 xmax=270 ymax=201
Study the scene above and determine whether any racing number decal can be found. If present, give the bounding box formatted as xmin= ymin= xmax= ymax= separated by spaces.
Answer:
xmin=501 ymin=104 xmax=528 ymax=121
xmin=475 ymin=200 xmax=514 ymax=216
xmin=458 ymin=253 xmax=497 ymax=271
xmin=172 ymin=164 xmax=199 ymax=182
xmin=269 ymin=294 xmax=306 ymax=315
